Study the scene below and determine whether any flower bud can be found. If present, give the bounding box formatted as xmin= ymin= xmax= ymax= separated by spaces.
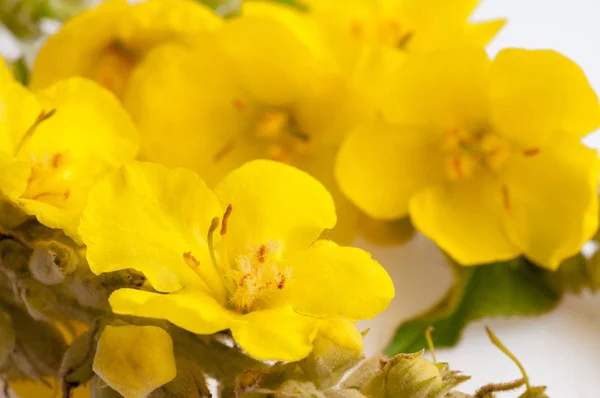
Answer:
xmin=150 ymin=357 xmax=210 ymax=398
xmin=0 ymin=239 xmax=31 ymax=276
xmin=384 ymin=352 xmax=443 ymax=398
xmin=0 ymin=200 xmax=29 ymax=230
xmin=6 ymin=305 xmax=67 ymax=379
xmin=29 ymin=240 xmax=79 ymax=285
xmin=19 ymin=279 xmax=60 ymax=321
xmin=60 ymin=330 xmax=96 ymax=389
xmin=0 ymin=310 xmax=16 ymax=367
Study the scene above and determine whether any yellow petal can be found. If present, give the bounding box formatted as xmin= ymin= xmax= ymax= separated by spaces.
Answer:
xmin=79 ymin=161 xmax=224 ymax=295
xmin=391 ymin=0 xmax=480 ymax=26
xmin=93 ymin=325 xmax=176 ymax=398
xmin=241 ymin=1 xmax=329 ymax=63
xmin=490 ymin=49 xmax=600 ymax=146
xmin=31 ymin=0 xmax=221 ymax=94
xmin=16 ymin=78 xmax=138 ymax=239
xmin=230 ymin=307 xmax=319 ymax=361
xmin=109 ymin=288 xmax=233 ymax=335
xmin=335 ymin=122 xmax=445 ymax=220
xmin=214 ymin=160 xmax=336 ymax=253
xmin=380 ymin=46 xmax=491 ymax=130
xmin=0 ymin=151 xmax=30 ymax=201
xmin=31 ymin=0 xmax=130 ymax=90
xmin=409 ymin=175 xmax=521 ymax=265
xmin=217 ymin=13 xmax=322 ymax=106
xmin=123 ymin=40 xmax=253 ymax=187
xmin=466 ymin=19 xmax=506 ymax=47
xmin=313 ymin=317 xmax=363 ymax=356
xmin=276 ymin=240 xmax=394 ymax=320
xmin=502 ymin=137 xmax=600 ymax=269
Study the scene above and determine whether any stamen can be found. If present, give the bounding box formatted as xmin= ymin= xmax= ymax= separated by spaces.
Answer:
xmin=51 ymin=153 xmax=63 ymax=169
xmin=232 ymin=98 xmax=246 ymax=111
xmin=276 ymin=273 xmax=286 ymax=289
xmin=207 ymin=217 xmax=220 ymax=270
xmin=453 ymin=157 xmax=464 ymax=179
xmin=220 ymin=204 xmax=232 ymax=236
xmin=396 ymin=32 xmax=413 ymax=49
xmin=214 ymin=141 xmax=235 ymax=163
xmin=288 ymin=126 xmax=310 ymax=142
xmin=257 ymin=244 xmax=267 ymax=264
xmin=501 ymin=184 xmax=511 ymax=211
xmin=15 ymin=109 xmax=56 ymax=155
xmin=523 ymin=148 xmax=541 ymax=157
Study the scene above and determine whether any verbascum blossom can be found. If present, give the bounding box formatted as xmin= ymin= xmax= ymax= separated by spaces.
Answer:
xmin=93 ymin=325 xmax=177 ymax=398
xmin=336 ymin=47 xmax=600 ymax=270
xmin=0 ymin=58 xmax=138 ymax=240
xmin=299 ymin=0 xmax=505 ymax=54
xmin=123 ymin=11 xmax=373 ymax=242
xmin=79 ymin=160 xmax=394 ymax=361
xmin=30 ymin=0 xmax=221 ymax=97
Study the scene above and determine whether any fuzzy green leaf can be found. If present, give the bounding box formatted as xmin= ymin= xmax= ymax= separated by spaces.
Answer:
xmin=385 ymin=258 xmax=560 ymax=355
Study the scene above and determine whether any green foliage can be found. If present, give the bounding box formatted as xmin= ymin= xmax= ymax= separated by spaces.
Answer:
xmin=386 ymin=258 xmax=561 ymax=355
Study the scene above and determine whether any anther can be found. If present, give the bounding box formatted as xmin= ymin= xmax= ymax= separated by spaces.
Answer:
xmin=15 ymin=109 xmax=57 ymax=154
xmin=214 ymin=141 xmax=235 ymax=163
xmin=523 ymin=148 xmax=541 ymax=157
xmin=257 ymin=245 xmax=267 ymax=264
xmin=220 ymin=204 xmax=232 ymax=236
xmin=501 ymin=184 xmax=511 ymax=211
xmin=183 ymin=252 xmax=200 ymax=267
xmin=232 ymin=98 xmax=246 ymax=111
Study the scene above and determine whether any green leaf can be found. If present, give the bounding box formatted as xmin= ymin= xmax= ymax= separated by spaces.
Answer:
xmin=543 ymin=253 xmax=595 ymax=294
xmin=10 ymin=58 xmax=30 ymax=86
xmin=385 ymin=258 xmax=560 ymax=355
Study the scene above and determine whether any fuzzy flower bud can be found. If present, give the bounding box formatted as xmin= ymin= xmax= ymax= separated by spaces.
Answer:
xmin=384 ymin=352 xmax=443 ymax=398
xmin=29 ymin=240 xmax=79 ymax=285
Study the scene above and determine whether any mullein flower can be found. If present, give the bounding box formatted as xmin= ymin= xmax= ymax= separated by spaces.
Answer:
xmin=336 ymin=47 xmax=600 ymax=269
xmin=123 ymin=11 xmax=374 ymax=242
xmin=79 ymin=160 xmax=394 ymax=361
xmin=30 ymin=0 xmax=222 ymax=98
xmin=299 ymin=0 xmax=504 ymax=53
xmin=0 ymin=58 xmax=138 ymax=241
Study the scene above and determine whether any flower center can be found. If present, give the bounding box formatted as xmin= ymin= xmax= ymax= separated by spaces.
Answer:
xmin=22 ymin=152 xmax=72 ymax=207
xmin=94 ymin=41 xmax=139 ymax=98
xmin=350 ymin=18 xmax=413 ymax=49
xmin=230 ymin=241 xmax=290 ymax=313
xmin=185 ymin=205 xmax=291 ymax=313
xmin=442 ymin=128 xmax=511 ymax=180
xmin=214 ymin=105 xmax=312 ymax=164
xmin=15 ymin=110 xmax=72 ymax=207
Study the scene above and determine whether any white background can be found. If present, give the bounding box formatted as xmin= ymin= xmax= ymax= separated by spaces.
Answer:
xmin=2 ymin=0 xmax=600 ymax=396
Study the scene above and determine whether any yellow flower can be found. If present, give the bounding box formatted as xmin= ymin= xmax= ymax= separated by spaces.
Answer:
xmin=242 ymin=0 xmax=503 ymax=106
xmin=299 ymin=0 xmax=505 ymax=54
xmin=30 ymin=0 xmax=221 ymax=98
xmin=336 ymin=47 xmax=600 ymax=270
xmin=123 ymin=10 xmax=373 ymax=242
xmin=93 ymin=325 xmax=177 ymax=398
xmin=0 ymin=58 xmax=138 ymax=240
xmin=79 ymin=160 xmax=394 ymax=361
